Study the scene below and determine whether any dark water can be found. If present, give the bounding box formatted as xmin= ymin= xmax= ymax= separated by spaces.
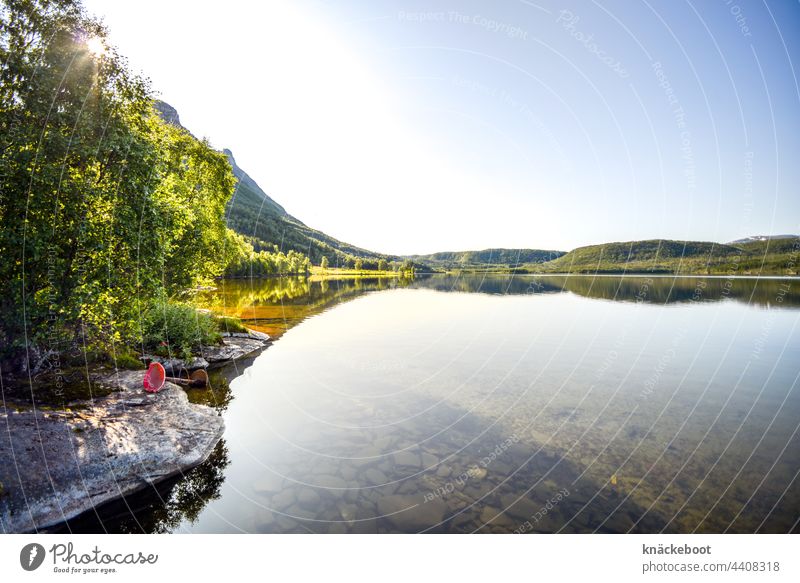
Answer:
xmin=65 ymin=274 xmax=800 ymax=533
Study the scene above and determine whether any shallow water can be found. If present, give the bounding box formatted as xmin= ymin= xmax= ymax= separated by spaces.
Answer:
xmin=64 ymin=274 xmax=800 ymax=533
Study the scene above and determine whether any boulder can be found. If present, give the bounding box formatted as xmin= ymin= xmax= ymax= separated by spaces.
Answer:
xmin=0 ymin=370 xmax=224 ymax=533
xmin=377 ymin=494 xmax=447 ymax=532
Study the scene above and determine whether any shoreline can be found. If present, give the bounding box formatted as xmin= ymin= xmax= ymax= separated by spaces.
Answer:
xmin=0 ymin=333 xmax=269 ymax=533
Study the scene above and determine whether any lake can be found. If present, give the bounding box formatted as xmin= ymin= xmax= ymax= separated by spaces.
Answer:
xmin=63 ymin=274 xmax=800 ymax=533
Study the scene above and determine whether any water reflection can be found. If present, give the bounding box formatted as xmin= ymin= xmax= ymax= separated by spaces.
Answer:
xmin=71 ymin=274 xmax=800 ymax=533
xmin=54 ymin=441 xmax=230 ymax=534
xmin=408 ymin=274 xmax=800 ymax=307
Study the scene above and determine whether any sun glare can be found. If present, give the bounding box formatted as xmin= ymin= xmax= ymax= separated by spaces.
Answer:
xmin=86 ymin=36 xmax=106 ymax=57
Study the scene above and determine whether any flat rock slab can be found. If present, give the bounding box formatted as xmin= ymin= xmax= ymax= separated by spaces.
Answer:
xmin=0 ymin=370 xmax=224 ymax=533
xmin=144 ymin=334 xmax=269 ymax=374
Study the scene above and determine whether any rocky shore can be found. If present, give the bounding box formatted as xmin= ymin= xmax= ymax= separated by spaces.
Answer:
xmin=0 ymin=332 xmax=269 ymax=533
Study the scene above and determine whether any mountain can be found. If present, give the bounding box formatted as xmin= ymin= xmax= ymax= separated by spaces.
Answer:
xmin=529 ymin=237 xmax=799 ymax=275
xmin=410 ymin=248 xmax=565 ymax=270
xmin=155 ymin=101 xmax=406 ymax=268
xmin=728 ymin=234 xmax=798 ymax=244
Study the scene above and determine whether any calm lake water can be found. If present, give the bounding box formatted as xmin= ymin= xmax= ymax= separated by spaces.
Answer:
xmin=66 ymin=274 xmax=800 ymax=533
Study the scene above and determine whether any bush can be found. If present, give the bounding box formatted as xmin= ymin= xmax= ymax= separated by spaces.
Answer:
xmin=141 ymin=301 xmax=221 ymax=359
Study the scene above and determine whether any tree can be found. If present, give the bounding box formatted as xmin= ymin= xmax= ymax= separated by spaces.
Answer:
xmin=320 ymin=256 xmax=329 ymax=270
xmin=354 ymin=259 xmax=363 ymax=272
xmin=0 ymin=0 xmax=236 ymax=370
xmin=377 ymin=258 xmax=388 ymax=272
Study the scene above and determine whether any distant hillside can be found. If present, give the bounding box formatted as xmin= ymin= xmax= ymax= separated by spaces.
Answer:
xmin=410 ymin=248 xmax=565 ymax=270
xmin=155 ymin=101 xmax=419 ymax=269
xmin=728 ymin=234 xmax=797 ymax=244
xmin=529 ymin=237 xmax=800 ymax=275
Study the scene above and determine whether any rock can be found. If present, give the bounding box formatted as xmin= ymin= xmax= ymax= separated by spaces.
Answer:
xmin=203 ymin=337 xmax=265 ymax=366
xmin=313 ymin=474 xmax=348 ymax=498
xmin=338 ymin=503 xmax=359 ymax=525
xmin=393 ymin=450 xmax=421 ymax=469
xmin=466 ymin=465 xmax=488 ymax=480
xmin=0 ymin=370 xmax=224 ymax=533
xmin=479 ymin=506 xmax=514 ymax=528
xmin=271 ymin=489 xmax=296 ymax=510
xmin=286 ymin=504 xmax=317 ymax=521
xmin=254 ymin=509 xmax=276 ymax=531
xmin=328 ymin=522 xmax=348 ymax=534
xmin=297 ymin=488 xmax=321 ymax=509
xmin=436 ymin=465 xmax=452 ymax=478
xmin=340 ymin=464 xmax=357 ymax=481
xmin=253 ymin=473 xmax=285 ymax=495
xmin=350 ymin=446 xmax=382 ymax=468
xmin=365 ymin=468 xmax=388 ymax=486
xmin=246 ymin=330 xmax=271 ymax=342
xmin=421 ymin=452 xmax=439 ymax=468
xmin=377 ymin=495 xmax=448 ymax=532
xmin=499 ymin=494 xmax=540 ymax=520
xmin=373 ymin=435 xmax=394 ymax=450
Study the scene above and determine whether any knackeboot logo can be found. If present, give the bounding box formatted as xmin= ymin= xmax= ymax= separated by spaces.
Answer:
xmin=20 ymin=543 xmax=46 ymax=571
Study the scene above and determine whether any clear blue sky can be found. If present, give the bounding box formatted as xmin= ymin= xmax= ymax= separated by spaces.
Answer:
xmin=83 ymin=0 xmax=800 ymax=254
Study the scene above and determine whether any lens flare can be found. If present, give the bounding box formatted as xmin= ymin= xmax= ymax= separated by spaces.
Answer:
xmin=85 ymin=36 xmax=106 ymax=57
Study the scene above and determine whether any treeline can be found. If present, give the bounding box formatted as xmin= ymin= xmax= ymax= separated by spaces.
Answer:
xmin=318 ymin=256 xmax=415 ymax=273
xmin=0 ymin=0 xmax=240 ymax=371
xmin=223 ymin=232 xmax=311 ymax=277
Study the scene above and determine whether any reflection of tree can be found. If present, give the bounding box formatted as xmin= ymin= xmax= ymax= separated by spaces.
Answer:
xmin=195 ymin=276 xmax=417 ymax=331
xmin=146 ymin=441 xmax=230 ymax=532
xmin=185 ymin=374 xmax=233 ymax=412
xmin=54 ymin=440 xmax=230 ymax=533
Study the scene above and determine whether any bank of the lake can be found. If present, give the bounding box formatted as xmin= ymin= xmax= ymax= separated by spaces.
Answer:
xmin=0 ymin=332 xmax=270 ymax=533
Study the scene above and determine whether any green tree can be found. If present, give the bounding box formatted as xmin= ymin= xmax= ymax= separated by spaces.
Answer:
xmin=320 ymin=256 xmax=329 ymax=270
xmin=0 ymin=0 xmax=236 ymax=371
xmin=377 ymin=258 xmax=387 ymax=271
xmin=354 ymin=259 xmax=363 ymax=272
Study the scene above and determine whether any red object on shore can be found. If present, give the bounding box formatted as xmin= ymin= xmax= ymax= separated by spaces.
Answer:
xmin=143 ymin=362 xmax=166 ymax=393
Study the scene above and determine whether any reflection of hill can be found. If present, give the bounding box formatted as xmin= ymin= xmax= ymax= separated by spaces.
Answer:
xmin=408 ymin=274 xmax=800 ymax=308
xmin=199 ymin=275 xmax=799 ymax=336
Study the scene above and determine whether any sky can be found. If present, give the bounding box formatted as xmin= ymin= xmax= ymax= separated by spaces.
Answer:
xmin=81 ymin=0 xmax=800 ymax=255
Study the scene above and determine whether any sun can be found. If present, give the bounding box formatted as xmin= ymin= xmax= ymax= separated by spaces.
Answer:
xmin=85 ymin=36 xmax=106 ymax=57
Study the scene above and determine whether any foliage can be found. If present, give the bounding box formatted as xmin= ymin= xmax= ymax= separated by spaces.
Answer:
xmin=140 ymin=300 xmax=221 ymax=359
xmin=222 ymin=229 xmax=310 ymax=277
xmin=0 ymin=0 xmax=235 ymax=371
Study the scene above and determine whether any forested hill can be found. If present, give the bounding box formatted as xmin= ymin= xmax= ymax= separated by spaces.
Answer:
xmin=530 ymin=237 xmax=800 ymax=274
xmin=155 ymin=101 xmax=410 ymax=269
xmin=410 ymin=248 xmax=565 ymax=269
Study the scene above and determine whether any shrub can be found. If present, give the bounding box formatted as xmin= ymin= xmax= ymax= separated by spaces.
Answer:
xmin=140 ymin=301 xmax=221 ymax=359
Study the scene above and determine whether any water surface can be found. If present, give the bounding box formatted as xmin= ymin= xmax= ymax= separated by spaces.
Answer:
xmin=65 ymin=274 xmax=800 ymax=533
